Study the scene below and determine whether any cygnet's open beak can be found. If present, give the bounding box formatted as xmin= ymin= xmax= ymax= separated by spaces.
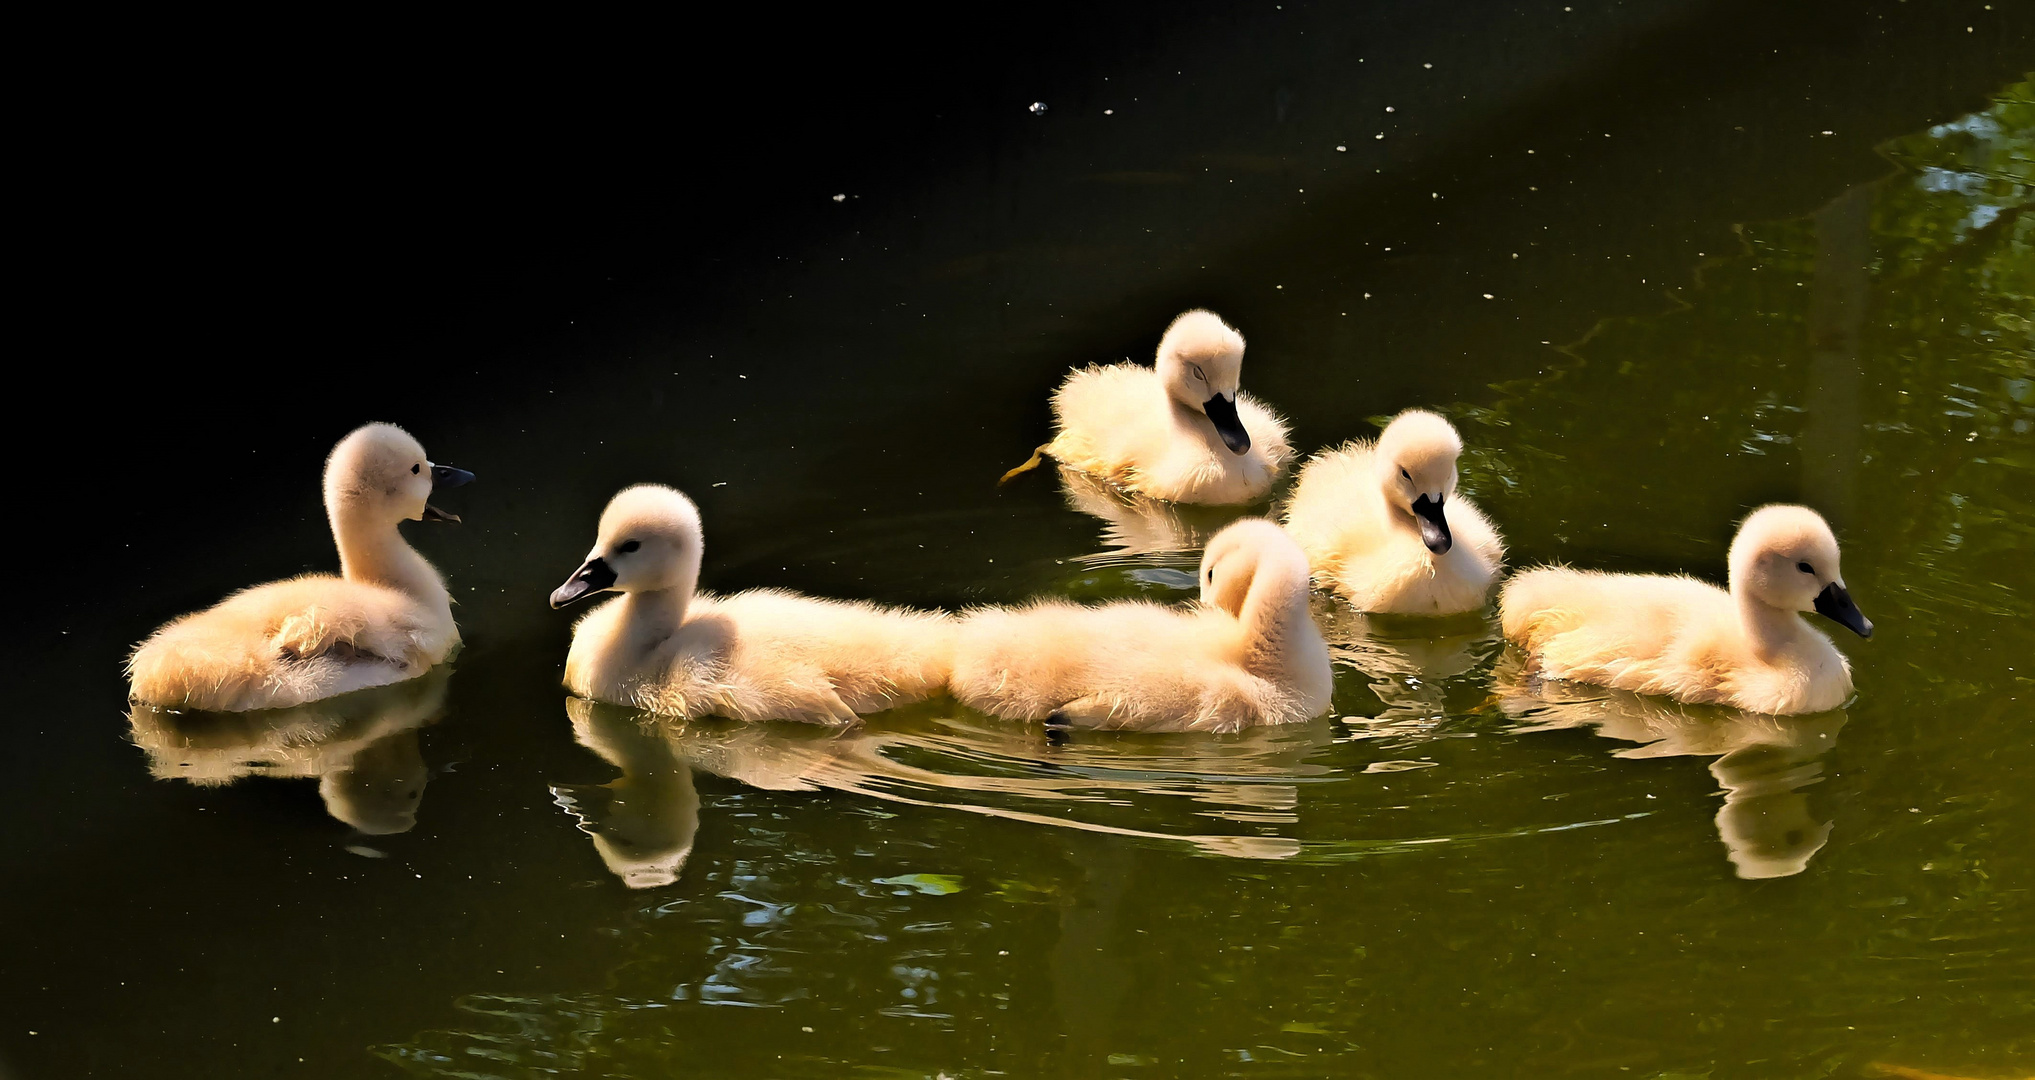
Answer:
xmin=1813 ymin=581 xmax=1873 ymax=639
xmin=423 ymin=464 xmax=475 ymax=524
xmin=550 ymin=557 xmax=618 ymax=609
xmin=1411 ymin=494 xmax=1452 ymax=554
xmin=1202 ymin=394 xmax=1251 ymax=455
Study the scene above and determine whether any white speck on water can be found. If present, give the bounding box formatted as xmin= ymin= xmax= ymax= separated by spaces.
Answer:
xmin=1028 ymin=101 xmax=1046 ymax=115
xmin=713 ymin=482 xmax=729 ymax=487
xmin=1423 ymin=62 xmax=1433 ymax=69
xmin=1821 ymin=130 xmax=1833 ymax=136
xmin=1375 ymin=132 xmax=1385 ymax=139
xmin=1511 ymin=253 xmax=1519 ymax=258
xmin=832 ymin=193 xmax=846 ymax=202
xmin=1483 ymin=294 xmax=1495 ymax=299
xmin=1276 ymin=284 xmax=1284 ymax=289
xmin=272 ymin=1017 xmax=280 ymax=1024
xmin=1336 ymin=145 xmax=1347 ymax=151
xmin=1104 ymin=109 xmax=1114 ymax=115
xmin=1364 ymin=292 xmax=1372 ymax=298
xmin=738 ymin=374 xmax=748 ymax=379
xmin=1385 ymin=106 xmax=1395 ymax=113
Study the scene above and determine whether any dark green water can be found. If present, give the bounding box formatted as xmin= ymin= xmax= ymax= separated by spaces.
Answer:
xmin=4 ymin=5 xmax=2031 ymax=1078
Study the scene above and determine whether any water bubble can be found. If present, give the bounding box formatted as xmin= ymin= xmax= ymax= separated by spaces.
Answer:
xmin=1028 ymin=102 xmax=1047 ymax=116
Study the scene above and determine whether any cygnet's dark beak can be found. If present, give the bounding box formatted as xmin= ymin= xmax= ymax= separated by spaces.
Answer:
xmin=550 ymin=557 xmax=617 ymax=609
xmin=423 ymin=465 xmax=475 ymax=524
xmin=1813 ymin=581 xmax=1873 ymax=639
xmin=1203 ymin=394 xmax=1251 ymax=455
xmin=1411 ymin=494 xmax=1452 ymax=554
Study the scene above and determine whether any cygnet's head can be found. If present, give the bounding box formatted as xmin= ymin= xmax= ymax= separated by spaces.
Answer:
xmin=1373 ymin=410 xmax=1463 ymax=554
xmin=551 ymin=484 xmax=705 ymax=608
xmin=318 ymin=731 xmax=428 ymax=836
xmin=1156 ymin=309 xmax=1253 ymax=455
xmin=588 ymin=793 xmax=699 ymax=889
xmin=323 ymin=423 xmax=474 ymax=529
xmin=1199 ymin=517 xmax=1309 ymax=617
xmin=1727 ymin=505 xmax=1872 ymax=638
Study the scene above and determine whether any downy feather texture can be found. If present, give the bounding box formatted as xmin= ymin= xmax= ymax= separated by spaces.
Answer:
xmin=128 ymin=424 xmax=470 ymax=712
xmin=1044 ymin=310 xmax=1294 ymax=504
xmin=1282 ymin=409 xmax=1505 ymax=614
xmin=1499 ymin=505 xmax=1873 ymax=715
xmin=949 ymin=518 xmax=1333 ymax=732
xmin=553 ymin=484 xmax=953 ymax=724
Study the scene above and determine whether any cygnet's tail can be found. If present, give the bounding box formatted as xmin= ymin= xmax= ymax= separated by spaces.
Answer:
xmin=128 ymin=621 xmax=331 ymax=713
xmin=997 ymin=443 xmax=1054 ymax=486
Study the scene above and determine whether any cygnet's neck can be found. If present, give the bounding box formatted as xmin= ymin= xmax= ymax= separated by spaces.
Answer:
xmin=1368 ymin=468 xmax=1425 ymax=544
xmin=1237 ymin=555 xmax=1317 ymax=676
xmin=1733 ymin=587 xmax=1809 ymax=662
xmin=1163 ymin=385 xmax=1228 ymax=454
xmin=612 ymin=582 xmax=696 ymax=649
xmin=332 ymin=510 xmax=450 ymax=621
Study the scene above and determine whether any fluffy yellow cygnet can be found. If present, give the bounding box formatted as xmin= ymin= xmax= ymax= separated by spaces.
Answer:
xmin=1282 ymin=409 xmax=1506 ymax=614
xmin=1500 ymin=504 xmax=1874 ymax=715
xmin=1026 ymin=310 xmax=1295 ymax=504
xmin=128 ymin=424 xmax=473 ymax=712
xmin=949 ymin=518 xmax=1334 ymax=732
xmin=550 ymin=484 xmax=954 ymax=724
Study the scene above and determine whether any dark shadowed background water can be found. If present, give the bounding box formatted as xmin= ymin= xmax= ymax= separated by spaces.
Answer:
xmin=5 ymin=2 xmax=2032 ymax=1077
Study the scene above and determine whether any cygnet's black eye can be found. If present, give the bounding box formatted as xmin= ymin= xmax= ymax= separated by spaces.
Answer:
xmin=1797 ymin=561 xmax=1815 ymax=575
xmin=1400 ymin=467 xmax=1412 ymax=480
xmin=411 ymin=463 xmax=421 ymax=475
xmin=1190 ymin=363 xmax=1207 ymax=381
xmin=618 ymin=540 xmax=642 ymax=554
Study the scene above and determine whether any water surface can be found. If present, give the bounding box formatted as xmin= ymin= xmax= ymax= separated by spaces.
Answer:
xmin=4 ymin=5 xmax=2031 ymax=1079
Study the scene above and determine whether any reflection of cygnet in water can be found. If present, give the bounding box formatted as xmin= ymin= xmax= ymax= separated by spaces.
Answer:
xmin=661 ymin=703 xmax=1329 ymax=861
xmin=1056 ymin=466 xmax=1252 ymax=565
xmin=556 ymin=699 xmax=700 ymax=889
xmin=127 ymin=665 xmax=451 ymax=835
xmin=1495 ymin=653 xmax=1845 ymax=879
xmin=1315 ymin=600 xmax=1492 ymax=729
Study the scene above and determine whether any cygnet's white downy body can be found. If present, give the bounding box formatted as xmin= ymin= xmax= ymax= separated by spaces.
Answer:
xmin=949 ymin=518 xmax=1333 ymax=733
xmin=128 ymin=424 xmax=473 ymax=712
xmin=1282 ymin=410 xmax=1505 ymax=614
xmin=1499 ymin=505 xmax=1874 ymax=715
xmin=552 ymin=485 xmax=953 ymax=724
xmin=1043 ymin=310 xmax=1294 ymax=504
